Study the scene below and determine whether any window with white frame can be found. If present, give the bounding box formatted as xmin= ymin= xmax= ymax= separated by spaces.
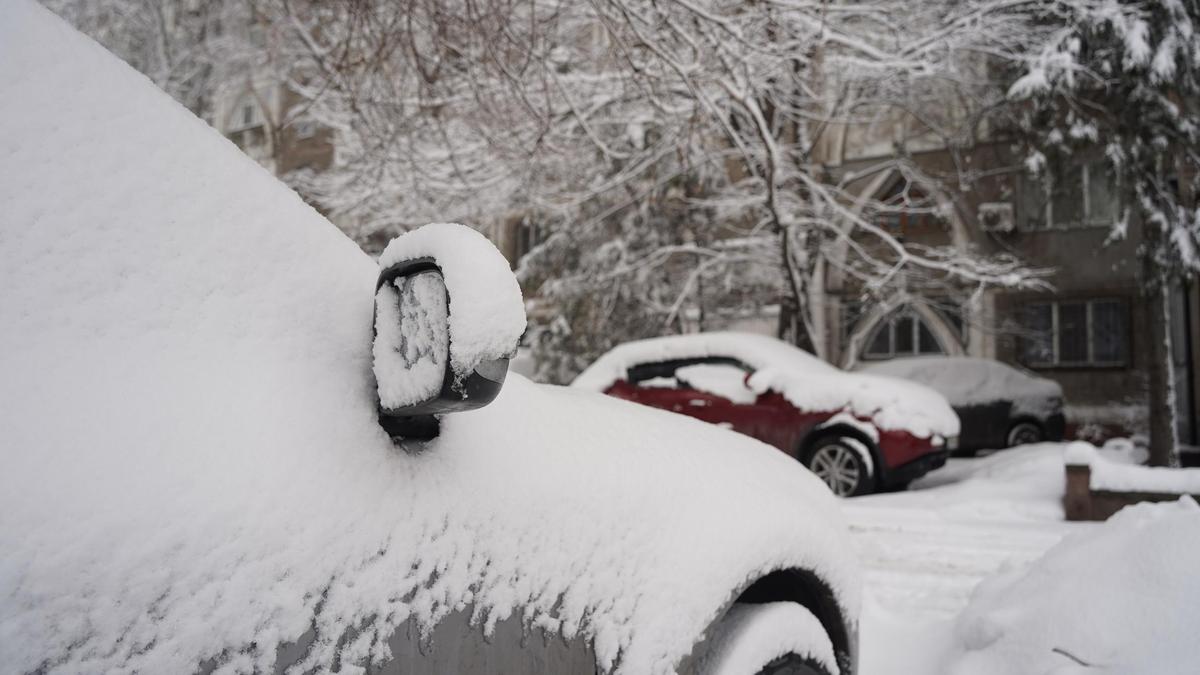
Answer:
xmin=1019 ymin=161 xmax=1118 ymax=230
xmin=1021 ymin=299 xmax=1128 ymax=367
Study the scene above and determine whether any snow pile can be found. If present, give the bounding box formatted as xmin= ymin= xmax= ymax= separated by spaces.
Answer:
xmin=373 ymin=270 xmax=450 ymax=409
xmin=860 ymin=357 xmax=1062 ymax=419
xmin=945 ymin=497 xmax=1200 ymax=675
xmin=845 ymin=443 xmax=1095 ymax=675
xmin=0 ymin=4 xmax=857 ymax=674
xmin=1097 ymin=436 xmax=1149 ymax=464
xmin=377 ymin=223 xmax=525 ymax=382
xmin=575 ymin=332 xmax=959 ymax=440
xmin=1065 ymin=442 xmax=1200 ymax=495
xmin=676 ymin=363 xmax=757 ymax=404
xmin=695 ymin=603 xmax=836 ymax=675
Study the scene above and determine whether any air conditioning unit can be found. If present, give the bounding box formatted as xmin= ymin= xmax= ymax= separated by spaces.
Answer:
xmin=978 ymin=202 xmax=1015 ymax=233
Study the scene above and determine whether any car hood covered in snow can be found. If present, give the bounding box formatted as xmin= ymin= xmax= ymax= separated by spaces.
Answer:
xmin=0 ymin=3 xmax=857 ymax=674
xmin=575 ymin=332 xmax=960 ymax=440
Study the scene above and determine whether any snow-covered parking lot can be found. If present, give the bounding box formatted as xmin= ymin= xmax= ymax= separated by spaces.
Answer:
xmin=847 ymin=442 xmax=1200 ymax=674
xmin=847 ymin=444 xmax=1085 ymax=673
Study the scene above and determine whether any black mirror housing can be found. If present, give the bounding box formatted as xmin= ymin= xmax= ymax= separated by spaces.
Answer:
xmin=371 ymin=224 xmax=526 ymax=441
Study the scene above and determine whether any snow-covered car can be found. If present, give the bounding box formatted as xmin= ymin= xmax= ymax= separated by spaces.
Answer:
xmin=859 ymin=356 xmax=1065 ymax=453
xmin=574 ymin=333 xmax=960 ymax=496
xmin=0 ymin=4 xmax=859 ymax=675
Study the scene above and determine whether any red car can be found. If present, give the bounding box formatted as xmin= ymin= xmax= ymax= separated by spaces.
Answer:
xmin=574 ymin=332 xmax=960 ymax=496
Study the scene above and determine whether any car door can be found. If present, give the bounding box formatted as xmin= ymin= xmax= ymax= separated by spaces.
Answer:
xmin=613 ymin=358 xmax=735 ymax=420
xmin=618 ymin=359 xmax=796 ymax=451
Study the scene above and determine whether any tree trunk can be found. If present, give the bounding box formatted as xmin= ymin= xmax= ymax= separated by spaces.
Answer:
xmin=779 ymin=228 xmax=824 ymax=358
xmin=1145 ymin=263 xmax=1180 ymax=467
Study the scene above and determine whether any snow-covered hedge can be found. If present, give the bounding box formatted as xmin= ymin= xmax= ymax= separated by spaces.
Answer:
xmin=1065 ymin=441 xmax=1200 ymax=495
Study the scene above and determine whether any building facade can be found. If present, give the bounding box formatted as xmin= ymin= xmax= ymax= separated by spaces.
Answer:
xmin=815 ymin=130 xmax=1200 ymax=449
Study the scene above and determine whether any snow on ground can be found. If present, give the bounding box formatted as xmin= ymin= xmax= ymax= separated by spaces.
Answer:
xmin=844 ymin=444 xmax=1098 ymax=675
xmin=944 ymin=496 xmax=1200 ymax=675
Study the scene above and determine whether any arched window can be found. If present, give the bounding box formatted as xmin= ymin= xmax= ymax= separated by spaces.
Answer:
xmin=227 ymin=93 xmax=267 ymax=152
xmin=862 ymin=308 xmax=945 ymax=360
xmin=231 ymin=93 xmax=262 ymax=131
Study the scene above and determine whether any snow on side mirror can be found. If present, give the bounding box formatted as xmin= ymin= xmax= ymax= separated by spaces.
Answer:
xmin=373 ymin=223 xmax=526 ymax=441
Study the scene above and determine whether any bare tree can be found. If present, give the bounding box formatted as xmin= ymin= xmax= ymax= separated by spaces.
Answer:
xmin=264 ymin=0 xmax=1054 ymax=378
xmin=41 ymin=0 xmax=263 ymax=118
xmin=50 ymin=0 xmax=1059 ymax=379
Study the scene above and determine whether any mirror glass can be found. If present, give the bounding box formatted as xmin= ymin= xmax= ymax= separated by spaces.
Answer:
xmin=373 ymin=269 xmax=450 ymax=412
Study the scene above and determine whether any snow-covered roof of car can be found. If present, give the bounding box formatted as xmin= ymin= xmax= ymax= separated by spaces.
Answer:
xmin=0 ymin=4 xmax=857 ymax=674
xmin=574 ymin=332 xmax=960 ymax=439
xmin=859 ymin=356 xmax=1062 ymax=409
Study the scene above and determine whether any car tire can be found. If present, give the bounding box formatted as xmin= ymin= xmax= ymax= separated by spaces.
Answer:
xmin=804 ymin=436 xmax=871 ymax=497
xmin=692 ymin=602 xmax=836 ymax=675
xmin=1006 ymin=421 xmax=1043 ymax=448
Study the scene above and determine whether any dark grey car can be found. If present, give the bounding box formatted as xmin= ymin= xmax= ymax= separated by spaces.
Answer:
xmin=861 ymin=356 xmax=1065 ymax=453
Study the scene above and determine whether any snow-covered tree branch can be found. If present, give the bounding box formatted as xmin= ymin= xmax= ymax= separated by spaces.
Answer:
xmin=258 ymin=0 xmax=1057 ymax=378
xmin=1010 ymin=0 xmax=1200 ymax=465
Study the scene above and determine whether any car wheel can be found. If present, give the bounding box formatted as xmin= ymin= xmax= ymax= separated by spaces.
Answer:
xmin=693 ymin=602 xmax=836 ymax=675
xmin=804 ymin=437 xmax=870 ymax=497
xmin=1006 ymin=421 xmax=1043 ymax=448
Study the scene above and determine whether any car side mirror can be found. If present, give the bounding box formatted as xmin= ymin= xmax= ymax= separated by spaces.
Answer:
xmin=372 ymin=223 xmax=526 ymax=441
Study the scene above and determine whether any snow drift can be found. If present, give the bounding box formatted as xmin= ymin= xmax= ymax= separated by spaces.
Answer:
xmin=945 ymin=497 xmax=1200 ymax=675
xmin=0 ymin=3 xmax=857 ymax=674
xmin=575 ymin=332 xmax=959 ymax=440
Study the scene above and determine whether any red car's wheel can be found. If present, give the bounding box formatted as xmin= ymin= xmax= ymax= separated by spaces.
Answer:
xmin=804 ymin=437 xmax=870 ymax=497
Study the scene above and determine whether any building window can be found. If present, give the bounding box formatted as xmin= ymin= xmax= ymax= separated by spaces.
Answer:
xmin=1020 ymin=161 xmax=1117 ymax=230
xmin=230 ymin=94 xmax=262 ymax=132
xmin=1021 ymin=299 xmax=1128 ymax=367
xmin=862 ymin=309 xmax=945 ymax=360
xmin=515 ymin=220 xmax=542 ymax=263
